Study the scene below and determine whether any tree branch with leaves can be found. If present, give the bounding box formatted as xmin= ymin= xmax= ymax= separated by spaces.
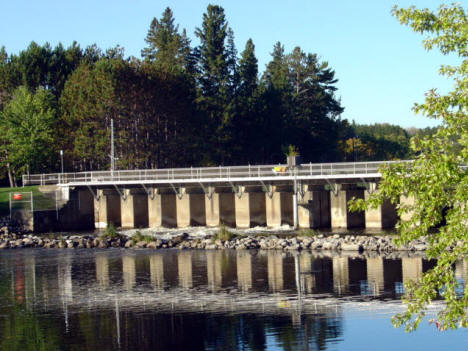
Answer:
xmin=350 ymin=3 xmax=467 ymax=331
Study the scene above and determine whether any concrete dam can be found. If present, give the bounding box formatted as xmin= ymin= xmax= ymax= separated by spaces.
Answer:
xmin=22 ymin=161 xmax=407 ymax=231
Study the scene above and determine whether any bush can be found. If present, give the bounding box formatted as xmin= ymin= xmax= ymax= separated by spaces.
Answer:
xmin=212 ymin=224 xmax=236 ymax=242
xmin=101 ymin=223 xmax=119 ymax=239
xmin=132 ymin=231 xmax=153 ymax=243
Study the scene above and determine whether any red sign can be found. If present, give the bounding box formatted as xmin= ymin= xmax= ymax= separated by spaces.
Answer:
xmin=12 ymin=194 xmax=22 ymax=200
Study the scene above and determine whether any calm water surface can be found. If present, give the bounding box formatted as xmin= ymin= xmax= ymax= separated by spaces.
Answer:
xmin=0 ymin=249 xmax=467 ymax=350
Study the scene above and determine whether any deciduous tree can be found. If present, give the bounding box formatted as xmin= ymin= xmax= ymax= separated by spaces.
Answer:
xmin=350 ymin=3 xmax=467 ymax=331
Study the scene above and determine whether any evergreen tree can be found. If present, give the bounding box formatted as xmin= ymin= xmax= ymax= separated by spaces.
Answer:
xmin=232 ymin=38 xmax=259 ymax=163
xmin=141 ymin=7 xmax=187 ymax=73
xmin=195 ymin=4 xmax=233 ymax=164
xmin=238 ymin=39 xmax=258 ymax=98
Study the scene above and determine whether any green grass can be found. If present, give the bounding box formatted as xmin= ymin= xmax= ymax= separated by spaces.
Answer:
xmin=0 ymin=186 xmax=57 ymax=216
xmin=132 ymin=231 xmax=153 ymax=243
xmin=100 ymin=223 xmax=119 ymax=239
xmin=297 ymin=228 xmax=320 ymax=237
xmin=212 ymin=224 xmax=237 ymax=242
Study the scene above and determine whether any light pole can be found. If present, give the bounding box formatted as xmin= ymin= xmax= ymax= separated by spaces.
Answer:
xmin=60 ymin=150 xmax=64 ymax=174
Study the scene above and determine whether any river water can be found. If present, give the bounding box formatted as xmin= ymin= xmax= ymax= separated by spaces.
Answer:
xmin=0 ymin=249 xmax=467 ymax=350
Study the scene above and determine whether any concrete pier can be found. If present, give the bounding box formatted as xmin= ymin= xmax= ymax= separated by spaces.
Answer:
xmin=205 ymin=193 xmax=220 ymax=227
xmin=235 ymin=190 xmax=266 ymax=228
xmin=190 ymin=194 xmax=206 ymax=226
xmin=94 ymin=189 xmax=121 ymax=228
xmin=265 ymin=191 xmax=282 ymax=228
xmin=148 ymin=189 xmax=162 ymax=228
xmin=365 ymin=184 xmax=398 ymax=229
xmin=235 ymin=188 xmax=250 ymax=229
xmin=331 ymin=186 xmax=365 ymax=229
xmin=161 ymin=194 xmax=177 ymax=228
xmin=176 ymin=190 xmax=190 ymax=228
xmin=72 ymin=177 xmax=401 ymax=230
xmin=121 ymin=189 xmax=148 ymax=229
xmin=219 ymin=193 xmax=235 ymax=227
xmin=297 ymin=187 xmax=313 ymax=229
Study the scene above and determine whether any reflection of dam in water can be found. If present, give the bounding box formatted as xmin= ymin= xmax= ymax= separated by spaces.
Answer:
xmin=2 ymin=249 xmax=468 ymax=351
xmin=4 ymin=250 xmax=467 ymax=311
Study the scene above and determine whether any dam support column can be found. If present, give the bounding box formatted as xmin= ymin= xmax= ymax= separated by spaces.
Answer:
xmin=148 ymin=188 xmax=162 ymax=228
xmin=189 ymin=193 xmax=206 ymax=226
xmin=298 ymin=185 xmax=313 ymax=228
xmin=235 ymin=188 xmax=266 ymax=228
xmin=330 ymin=185 xmax=347 ymax=229
xmin=94 ymin=189 xmax=121 ymax=229
xmin=121 ymin=189 xmax=149 ymax=229
xmin=266 ymin=188 xmax=282 ymax=228
xmin=219 ymin=192 xmax=236 ymax=227
xmin=176 ymin=189 xmax=190 ymax=228
xmin=235 ymin=187 xmax=250 ymax=229
xmin=161 ymin=193 xmax=177 ymax=228
xmin=331 ymin=185 xmax=365 ymax=229
xmin=365 ymin=183 xmax=398 ymax=229
xmin=205 ymin=191 xmax=220 ymax=227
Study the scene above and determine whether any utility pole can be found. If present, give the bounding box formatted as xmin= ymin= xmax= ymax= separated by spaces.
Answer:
xmin=110 ymin=118 xmax=115 ymax=174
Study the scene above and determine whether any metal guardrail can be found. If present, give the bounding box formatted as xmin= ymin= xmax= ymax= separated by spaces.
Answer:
xmin=22 ymin=161 xmax=410 ymax=186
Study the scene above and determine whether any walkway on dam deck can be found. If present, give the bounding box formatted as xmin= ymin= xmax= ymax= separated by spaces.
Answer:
xmin=22 ymin=160 xmax=409 ymax=187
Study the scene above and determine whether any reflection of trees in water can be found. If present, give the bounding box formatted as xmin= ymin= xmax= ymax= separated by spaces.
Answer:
xmin=268 ymin=314 xmax=342 ymax=351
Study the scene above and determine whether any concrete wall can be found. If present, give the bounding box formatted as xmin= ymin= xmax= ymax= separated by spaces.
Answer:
xmin=161 ymin=194 xmax=177 ymax=228
xmin=51 ymin=181 xmax=401 ymax=231
xmin=280 ymin=192 xmax=293 ymax=226
xmin=266 ymin=192 xmax=282 ymax=228
xmin=219 ymin=193 xmax=235 ymax=227
xmin=205 ymin=193 xmax=220 ymax=227
xmin=190 ymin=194 xmax=206 ymax=226
xmin=346 ymin=189 xmax=365 ymax=228
xmin=148 ymin=190 xmax=162 ymax=228
xmin=121 ymin=190 xmax=148 ymax=229
xmin=249 ymin=192 xmax=266 ymax=227
xmin=310 ymin=190 xmax=331 ymax=228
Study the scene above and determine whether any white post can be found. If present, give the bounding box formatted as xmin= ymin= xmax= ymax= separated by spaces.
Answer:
xmin=293 ymin=167 xmax=298 ymax=229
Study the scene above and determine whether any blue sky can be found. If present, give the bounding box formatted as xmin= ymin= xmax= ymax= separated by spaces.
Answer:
xmin=1 ymin=0 xmax=460 ymax=128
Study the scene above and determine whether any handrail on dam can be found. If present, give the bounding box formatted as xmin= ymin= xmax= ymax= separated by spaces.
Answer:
xmin=22 ymin=160 xmax=411 ymax=186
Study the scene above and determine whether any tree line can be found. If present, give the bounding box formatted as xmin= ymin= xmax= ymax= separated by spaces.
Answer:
xmin=0 ymin=5 xmax=425 ymax=187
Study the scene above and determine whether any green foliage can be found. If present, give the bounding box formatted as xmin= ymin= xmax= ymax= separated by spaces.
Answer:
xmin=101 ymin=223 xmax=119 ymax=239
xmin=285 ymin=145 xmax=299 ymax=157
xmin=141 ymin=7 xmax=191 ymax=74
xmin=212 ymin=224 xmax=237 ymax=242
xmin=132 ymin=230 xmax=153 ymax=243
xmin=0 ymin=86 xmax=57 ymax=185
xmin=350 ymin=3 xmax=467 ymax=331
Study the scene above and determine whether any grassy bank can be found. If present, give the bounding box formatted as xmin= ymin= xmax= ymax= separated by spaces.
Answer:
xmin=0 ymin=186 xmax=56 ymax=216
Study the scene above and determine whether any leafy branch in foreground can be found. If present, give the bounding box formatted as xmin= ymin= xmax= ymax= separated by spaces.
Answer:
xmin=350 ymin=3 xmax=467 ymax=331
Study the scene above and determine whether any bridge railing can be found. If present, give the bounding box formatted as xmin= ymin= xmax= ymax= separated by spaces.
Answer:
xmin=22 ymin=160 xmax=409 ymax=186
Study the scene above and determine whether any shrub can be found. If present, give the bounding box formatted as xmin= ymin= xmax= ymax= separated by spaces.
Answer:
xmin=212 ymin=224 xmax=236 ymax=242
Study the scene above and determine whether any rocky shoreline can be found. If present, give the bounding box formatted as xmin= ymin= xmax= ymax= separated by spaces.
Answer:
xmin=0 ymin=229 xmax=445 ymax=253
